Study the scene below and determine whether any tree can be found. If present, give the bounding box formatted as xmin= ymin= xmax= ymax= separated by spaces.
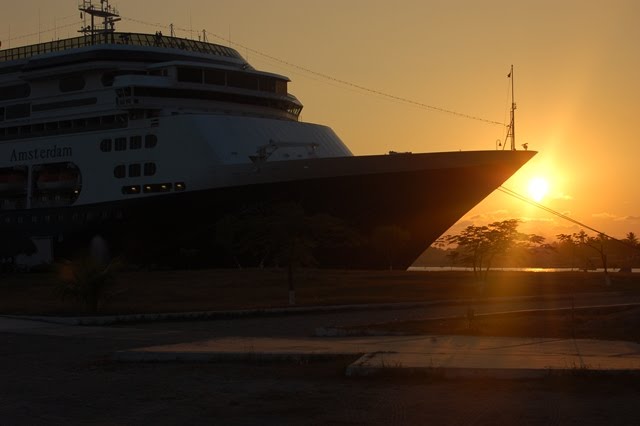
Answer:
xmin=57 ymin=256 xmax=121 ymax=313
xmin=442 ymin=219 xmax=546 ymax=279
xmin=557 ymin=230 xmax=612 ymax=284
xmin=219 ymin=202 xmax=359 ymax=304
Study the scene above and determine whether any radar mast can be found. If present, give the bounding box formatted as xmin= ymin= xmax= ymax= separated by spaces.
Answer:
xmin=78 ymin=0 xmax=121 ymax=43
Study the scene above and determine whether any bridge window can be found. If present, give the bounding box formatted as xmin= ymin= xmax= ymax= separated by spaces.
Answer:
xmin=59 ymin=76 xmax=86 ymax=92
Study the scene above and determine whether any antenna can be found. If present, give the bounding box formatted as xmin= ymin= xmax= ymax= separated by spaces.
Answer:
xmin=504 ymin=65 xmax=517 ymax=151
xmin=78 ymin=0 xmax=121 ymax=43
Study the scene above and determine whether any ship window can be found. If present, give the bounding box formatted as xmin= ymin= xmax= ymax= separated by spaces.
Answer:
xmin=5 ymin=103 xmax=31 ymax=120
xmin=114 ymin=165 xmax=126 ymax=178
xmin=122 ymin=185 xmax=141 ymax=195
xmin=128 ymin=163 xmax=141 ymax=177
xmin=101 ymin=139 xmax=112 ymax=152
xmin=175 ymin=182 xmax=186 ymax=191
xmin=101 ymin=72 xmax=115 ymax=87
xmin=115 ymin=137 xmax=127 ymax=151
xmin=143 ymin=162 xmax=156 ymax=176
xmin=145 ymin=134 xmax=158 ymax=148
xmin=59 ymin=76 xmax=86 ymax=92
xmin=275 ymin=80 xmax=287 ymax=95
xmin=130 ymin=135 xmax=142 ymax=150
xmin=177 ymin=67 xmax=202 ymax=83
xmin=204 ymin=69 xmax=226 ymax=85
xmin=258 ymin=77 xmax=276 ymax=93
xmin=143 ymin=183 xmax=172 ymax=193
xmin=228 ymin=72 xmax=259 ymax=90
xmin=0 ymin=83 xmax=31 ymax=101
xmin=129 ymin=110 xmax=144 ymax=120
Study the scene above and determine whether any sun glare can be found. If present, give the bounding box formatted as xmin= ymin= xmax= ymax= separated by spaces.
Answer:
xmin=528 ymin=177 xmax=549 ymax=202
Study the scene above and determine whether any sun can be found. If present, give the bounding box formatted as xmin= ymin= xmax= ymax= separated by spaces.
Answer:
xmin=528 ymin=177 xmax=549 ymax=202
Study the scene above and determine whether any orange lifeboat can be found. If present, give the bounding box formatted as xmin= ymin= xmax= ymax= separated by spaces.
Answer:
xmin=37 ymin=169 xmax=78 ymax=191
xmin=0 ymin=171 xmax=27 ymax=192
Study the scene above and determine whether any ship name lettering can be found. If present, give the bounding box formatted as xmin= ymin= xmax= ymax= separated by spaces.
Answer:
xmin=10 ymin=146 xmax=73 ymax=162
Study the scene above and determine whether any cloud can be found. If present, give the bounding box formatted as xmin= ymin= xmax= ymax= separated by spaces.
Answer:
xmin=591 ymin=213 xmax=640 ymax=223
xmin=592 ymin=212 xmax=617 ymax=220
xmin=552 ymin=193 xmax=574 ymax=201
xmin=618 ymin=215 xmax=640 ymax=223
xmin=521 ymin=217 xmax=555 ymax=223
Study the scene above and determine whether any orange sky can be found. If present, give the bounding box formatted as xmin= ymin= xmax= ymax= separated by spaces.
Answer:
xmin=2 ymin=0 xmax=639 ymax=242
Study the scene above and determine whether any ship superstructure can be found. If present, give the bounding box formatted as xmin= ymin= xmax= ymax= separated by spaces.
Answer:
xmin=0 ymin=1 xmax=535 ymax=268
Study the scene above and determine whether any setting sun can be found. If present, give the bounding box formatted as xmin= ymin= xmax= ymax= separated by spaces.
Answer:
xmin=528 ymin=177 xmax=549 ymax=202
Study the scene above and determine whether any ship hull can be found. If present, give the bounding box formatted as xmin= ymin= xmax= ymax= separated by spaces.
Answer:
xmin=1 ymin=150 xmax=535 ymax=269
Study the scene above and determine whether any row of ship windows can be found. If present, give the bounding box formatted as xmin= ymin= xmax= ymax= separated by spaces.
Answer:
xmin=114 ymin=163 xmax=157 ymax=178
xmin=3 ymin=209 xmax=123 ymax=225
xmin=122 ymin=182 xmax=185 ymax=195
xmin=0 ymin=64 xmax=285 ymax=105
xmin=0 ymin=114 xmax=128 ymax=141
xmin=176 ymin=67 xmax=288 ymax=95
xmin=100 ymin=134 xmax=158 ymax=152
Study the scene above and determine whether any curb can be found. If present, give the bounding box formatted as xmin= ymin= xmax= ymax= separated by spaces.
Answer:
xmin=1 ymin=294 xmax=585 ymax=326
xmin=114 ymin=350 xmax=358 ymax=363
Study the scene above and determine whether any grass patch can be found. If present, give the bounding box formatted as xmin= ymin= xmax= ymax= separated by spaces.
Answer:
xmin=0 ymin=269 xmax=638 ymax=316
xmin=345 ymin=305 xmax=640 ymax=342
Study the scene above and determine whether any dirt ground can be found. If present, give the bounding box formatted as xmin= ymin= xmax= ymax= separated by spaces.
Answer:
xmin=347 ymin=305 xmax=640 ymax=343
xmin=3 ymin=270 xmax=640 ymax=424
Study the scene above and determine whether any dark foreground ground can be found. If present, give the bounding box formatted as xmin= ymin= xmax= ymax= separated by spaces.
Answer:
xmin=2 ymin=270 xmax=640 ymax=425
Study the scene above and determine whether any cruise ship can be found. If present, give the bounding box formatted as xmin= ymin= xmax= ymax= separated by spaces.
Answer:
xmin=0 ymin=1 xmax=535 ymax=268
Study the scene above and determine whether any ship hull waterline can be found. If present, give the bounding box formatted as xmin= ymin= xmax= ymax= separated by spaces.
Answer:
xmin=1 ymin=150 xmax=536 ymax=269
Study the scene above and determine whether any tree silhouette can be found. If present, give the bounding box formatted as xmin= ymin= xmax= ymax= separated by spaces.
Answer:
xmin=624 ymin=232 xmax=639 ymax=247
xmin=442 ymin=219 xmax=547 ymax=279
xmin=215 ymin=202 xmax=359 ymax=304
xmin=557 ymin=230 xmax=612 ymax=283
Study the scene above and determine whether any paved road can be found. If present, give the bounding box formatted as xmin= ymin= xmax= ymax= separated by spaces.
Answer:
xmin=2 ymin=294 xmax=640 ymax=425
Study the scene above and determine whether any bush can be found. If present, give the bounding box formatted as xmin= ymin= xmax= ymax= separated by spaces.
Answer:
xmin=57 ymin=256 xmax=121 ymax=313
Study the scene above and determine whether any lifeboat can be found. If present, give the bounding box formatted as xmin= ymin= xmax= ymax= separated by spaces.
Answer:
xmin=36 ymin=169 xmax=79 ymax=191
xmin=0 ymin=171 xmax=27 ymax=192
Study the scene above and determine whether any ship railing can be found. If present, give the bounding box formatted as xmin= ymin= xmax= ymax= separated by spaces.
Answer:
xmin=0 ymin=32 xmax=242 ymax=62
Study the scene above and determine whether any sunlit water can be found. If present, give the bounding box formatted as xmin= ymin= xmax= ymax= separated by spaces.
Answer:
xmin=409 ymin=266 xmax=640 ymax=273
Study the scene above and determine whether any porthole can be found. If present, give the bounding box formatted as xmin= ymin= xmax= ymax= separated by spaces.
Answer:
xmin=130 ymin=135 xmax=142 ymax=150
xmin=128 ymin=163 xmax=141 ymax=177
xmin=115 ymin=137 xmax=127 ymax=151
xmin=114 ymin=165 xmax=126 ymax=178
xmin=145 ymin=134 xmax=158 ymax=148
xmin=100 ymin=139 xmax=112 ymax=152
xmin=143 ymin=162 xmax=156 ymax=176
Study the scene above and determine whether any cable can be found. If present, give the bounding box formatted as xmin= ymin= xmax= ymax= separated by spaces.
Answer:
xmin=121 ymin=17 xmax=505 ymax=127
xmin=498 ymin=186 xmax=640 ymax=251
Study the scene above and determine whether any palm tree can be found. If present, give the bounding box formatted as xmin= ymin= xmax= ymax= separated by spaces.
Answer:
xmin=624 ymin=232 xmax=639 ymax=247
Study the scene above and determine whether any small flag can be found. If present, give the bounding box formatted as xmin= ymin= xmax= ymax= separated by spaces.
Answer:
xmin=507 ymin=71 xmax=511 ymax=78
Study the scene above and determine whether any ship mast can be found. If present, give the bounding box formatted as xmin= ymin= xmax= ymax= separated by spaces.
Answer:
xmin=78 ymin=0 xmax=121 ymax=44
xmin=504 ymin=64 xmax=516 ymax=151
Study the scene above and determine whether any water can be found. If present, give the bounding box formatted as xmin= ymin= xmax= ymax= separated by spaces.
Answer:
xmin=408 ymin=266 xmax=640 ymax=273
